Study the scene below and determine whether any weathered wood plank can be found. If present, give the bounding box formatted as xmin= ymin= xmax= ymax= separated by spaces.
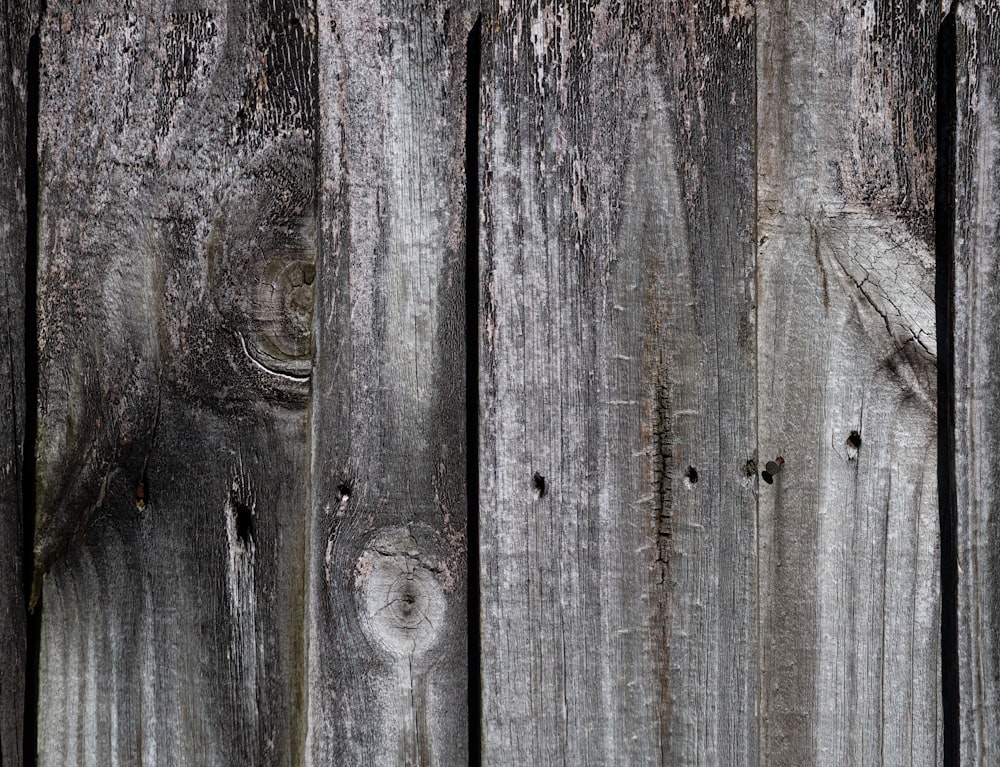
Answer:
xmin=34 ymin=3 xmax=316 ymax=763
xmin=757 ymin=1 xmax=940 ymax=763
xmin=0 ymin=3 xmax=38 ymax=765
xmin=306 ymin=3 xmax=474 ymax=764
xmin=953 ymin=3 xmax=1000 ymax=763
xmin=479 ymin=2 xmax=756 ymax=763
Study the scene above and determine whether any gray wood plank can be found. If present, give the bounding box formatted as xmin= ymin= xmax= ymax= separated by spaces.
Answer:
xmin=34 ymin=3 xmax=316 ymax=764
xmin=757 ymin=1 xmax=940 ymax=763
xmin=306 ymin=2 xmax=475 ymax=764
xmin=479 ymin=2 xmax=756 ymax=763
xmin=954 ymin=5 xmax=1000 ymax=763
xmin=0 ymin=2 xmax=38 ymax=765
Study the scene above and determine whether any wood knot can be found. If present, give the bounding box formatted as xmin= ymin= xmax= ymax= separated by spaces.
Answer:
xmin=207 ymin=139 xmax=316 ymax=399
xmin=355 ymin=526 xmax=448 ymax=660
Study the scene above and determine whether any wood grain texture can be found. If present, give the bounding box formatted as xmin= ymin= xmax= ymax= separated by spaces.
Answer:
xmin=479 ymin=2 xmax=756 ymax=763
xmin=35 ymin=2 xmax=316 ymax=763
xmin=0 ymin=2 xmax=37 ymax=765
xmin=306 ymin=2 xmax=474 ymax=764
xmin=954 ymin=3 xmax=1000 ymax=763
xmin=757 ymin=1 xmax=940 ymax=763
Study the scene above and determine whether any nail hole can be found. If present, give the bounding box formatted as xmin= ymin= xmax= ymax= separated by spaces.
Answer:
xmin=134 ymin=476 xmax=148 ymax=510
xmin=233 ymin=499 xmax=254 ymax=544
xmin=532 ymin=472 xmax=546 ymax=500
xmin=847 ymin=430 xmax=862 ymax=449
xmin=685 ymin=466 xmax=699 ymax=484
xmin=337 ymin=481 xmax=352 ymax=502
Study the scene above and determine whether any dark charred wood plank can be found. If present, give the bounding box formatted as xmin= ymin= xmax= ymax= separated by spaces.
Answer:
xmin=0 ymin=2 xmax=40 ymax=765
xmin=34 ymin=3 xmax=316 ymax=763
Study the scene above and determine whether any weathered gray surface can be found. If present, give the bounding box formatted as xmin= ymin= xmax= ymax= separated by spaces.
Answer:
xmin=35 ymin=2 xmax=315 ymax=763
xmin=479 ymin=2 xmax=756 ymax=763
xmin=954 ymin=3 xmax=1000 ymax=763
xmin=306 ymin=3 xmax=474 ymax=764
xmin=757 ymin=1 xmax=940 ymax=764
xmin=0 ymin=3 xmax=36 ymax=765
xmin=23 ymin=1 xmax=959 ymax=764
xmin=33 ymin=1 xmax=473 ymax=763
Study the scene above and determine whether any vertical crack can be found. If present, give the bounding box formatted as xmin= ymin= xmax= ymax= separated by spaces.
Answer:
xmin=935 ymin=7 xmax=959 ymax=765
xmin=21 ymin=15 xmax=42 ymax=767
xmin=464 ymin=15 xmax=482 ymax=764
xmin=22 ymin=14 xmax=41 ymax=766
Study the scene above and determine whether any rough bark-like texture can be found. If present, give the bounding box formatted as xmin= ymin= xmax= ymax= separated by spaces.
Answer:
xmin=35 ymin=3 xmax=315 ymax=764
xmin=757 ymin=1 xmax=940 ymax=764
xmin=306 ymin=3 xmax=474 ymax=765
xmin=0 ymin=3 xmax=37 ymax=765
xmin=479 ymin=2 xmax=756 ymax=763
xmin=954 ymin=3 xmax=1000 ymax=763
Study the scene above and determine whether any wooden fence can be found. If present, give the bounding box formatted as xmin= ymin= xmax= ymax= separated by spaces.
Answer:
xmin=0 ymin=0 xmax=994 ymax=764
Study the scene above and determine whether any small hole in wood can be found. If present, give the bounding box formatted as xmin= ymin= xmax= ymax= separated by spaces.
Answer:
xmin=337 ymin=481 xmax=352 ymax=502
xmin=847 ymin=430 xmax=862 ymax=449
xmin=532 ymin=472 xmax=546 ymax=500
xmin=685 ymin=466 xmax=698 ymax=484
xmin=135 ymin=476 xmax=148 ymax=510
xmin=744 ymin=459 xmax=757 ymax=477
xmin=233 ymin=499 xmax=254 ymax=544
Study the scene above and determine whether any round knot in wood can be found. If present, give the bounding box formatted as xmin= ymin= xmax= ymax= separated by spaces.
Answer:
xmin=255 ymin=256 xmax=316 ymax=362
xmin=356 ymin=527 xmax=447 ymax=660
xmin=207 ymin=140 xmax=317 ymax=399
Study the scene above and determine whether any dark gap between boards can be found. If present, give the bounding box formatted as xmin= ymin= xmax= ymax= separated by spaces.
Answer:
xmin=935 ymin=8 xmax=959 ymax=766
xmin=23 ymin=13 xmax=43 ymax=767
xmin=465 ymin=15 xmax=483 ymax=766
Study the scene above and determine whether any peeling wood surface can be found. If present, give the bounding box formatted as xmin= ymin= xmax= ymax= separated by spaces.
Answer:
xmin=954 ymin=4 xmax=1000 ymax=764
xmin=757 ymin=1 xmax=940 ymax=764
xmin=478 ymin=1 xmax=756 ymax=762
xmin=306 ymin=3 xmax=474 ymax=764
xmin=35 ymin=2 xmax=316 ymax=763
xmin=0 ymin=3 xmax=36 ymax=766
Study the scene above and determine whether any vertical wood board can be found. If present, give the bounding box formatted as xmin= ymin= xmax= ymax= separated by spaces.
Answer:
xmin=306 ymin=2 xmax=474 ymax=764
xmin=479 ymin=2 xmax=756 ymax=763
xmin=34 ymin=2 xmax=316 ymax=763
xmin=757 ymin=1 xmax=940 ymax=763
xmin=954 ymin=3 xmax=1000 ymax=763
xmin=0 ymin=2 xmax=37 ymax=766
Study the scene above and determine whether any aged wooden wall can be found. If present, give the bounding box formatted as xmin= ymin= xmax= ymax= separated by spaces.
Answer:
xmin=28 ymin=0 xmax=473 ymax=765
xmin=0 ymin=0 xmax=993 ymax=765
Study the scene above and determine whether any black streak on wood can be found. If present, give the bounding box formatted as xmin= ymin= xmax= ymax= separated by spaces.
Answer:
xmin=465 ymin=14 xmax=482 ymax=764
xmin=23 ymin=11 xmax=43 ymax=767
